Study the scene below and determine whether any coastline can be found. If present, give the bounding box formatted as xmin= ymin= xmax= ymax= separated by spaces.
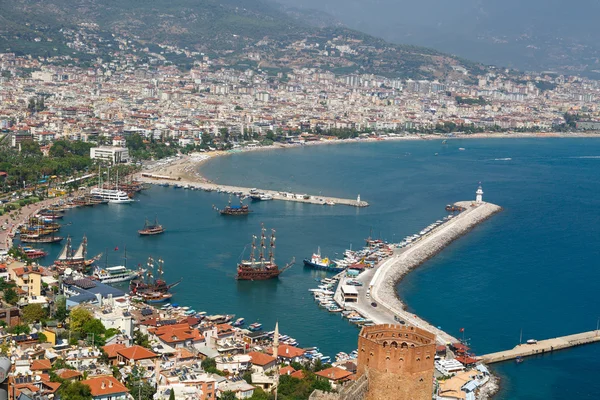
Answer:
xmin=141 ymin=132 xmax=600 ymax=184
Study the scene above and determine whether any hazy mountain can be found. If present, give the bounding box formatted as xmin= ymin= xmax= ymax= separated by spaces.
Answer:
xmin=273 ymin=0 xmax=600 ymax=74
xmin=0 ymin=0 xmax=486 ymax=79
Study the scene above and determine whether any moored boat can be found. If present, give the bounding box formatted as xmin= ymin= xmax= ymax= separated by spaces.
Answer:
xmin=93 ymin=265 xmax=144 ymax=284
xmin=303 ymin=247 xmax=344 ymax=272
xmin=214 ymin=197 xmax=251 ymax=216
xmin=248 ymin=322 xmax=263 ymax=331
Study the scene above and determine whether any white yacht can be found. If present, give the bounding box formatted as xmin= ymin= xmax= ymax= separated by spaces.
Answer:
xmin=90 ymin=188 xmax=134 ymax=204
xmin=93 ymin=265 xmax=141 ymax=284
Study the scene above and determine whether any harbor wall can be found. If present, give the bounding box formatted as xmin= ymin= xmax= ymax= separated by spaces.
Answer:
xmin=370 ymin=201 xmax=502 ymax=345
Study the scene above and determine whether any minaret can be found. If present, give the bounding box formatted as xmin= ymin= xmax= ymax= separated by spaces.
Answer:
xmin=476 ymin=184 xmax=484 ymax=204
xmin=273 ymin=321 xmax=279 ymax=360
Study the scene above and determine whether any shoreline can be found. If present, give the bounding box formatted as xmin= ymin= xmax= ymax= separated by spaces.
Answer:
xmin=141 ymin=132 xmax=600 ymax=185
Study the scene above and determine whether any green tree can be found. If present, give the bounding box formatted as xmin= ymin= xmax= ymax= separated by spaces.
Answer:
xmin=58 ymin=381 xmax=92 ymax=400
xmin=8 ymin=324 xmax=30 ymax=335
xmin=169 ymin=389 xmax=176 ymax=400
xmin=249 ymin=387 xmax=271 ymax=400
xmin=38 ymin=332 xmax=48 ymax=343
xmin=22 ymin=303 xmax=47 ymax=323
xmin=82 ymin=318 xmax=106 ymax=346
xmin=242 ymin=370 xmax=253 ymax=384
xmin=127 ymin=134 xmax=145 ymax=151
xmin=20 ymin=140 xmax=42 ymax=158
xmin=133 ymin=330 xmax=150 ymax=348
xmin=265 ymin=130 xmax=275 ymax=141
xmin=69 ymin=307 xmax=92 ymax=333
xmin=55 ymin=296 xmax=68 ymax=322
xmin=3 ymin=287 xmax=18 ymax=304
xmin=221 ymin=391 xmax=236 ymax=400
xmin=201 ymin=132 xmax=212 ymax=146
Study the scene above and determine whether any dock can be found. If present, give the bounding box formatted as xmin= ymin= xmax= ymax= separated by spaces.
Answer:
xmin=138 ymin=174 xmax=368 ymax=208
xmin=338 ymin=200 xmax=502 ymax=345
xmin=479 ymin=330 xmax=600 ymax=364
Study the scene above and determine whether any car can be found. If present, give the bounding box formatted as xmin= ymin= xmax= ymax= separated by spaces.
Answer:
xmin=371 ymin=302 xmax=377 ymax=307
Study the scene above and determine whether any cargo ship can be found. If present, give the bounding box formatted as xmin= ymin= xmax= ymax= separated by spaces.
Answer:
xmin=236 ymin=225 xmax=294 ymax=280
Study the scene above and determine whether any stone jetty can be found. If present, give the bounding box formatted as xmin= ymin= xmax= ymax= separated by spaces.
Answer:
xmin=368 ymin=201 xmax=502 ymax=345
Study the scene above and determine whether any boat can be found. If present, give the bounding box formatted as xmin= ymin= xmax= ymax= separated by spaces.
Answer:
xmin=90 ymin=167 xmax=134 ymax=204
xmin=248 ymin=322 xmax=263 ymax=331
xmin=93 ymin=265 xmax=144 ymax=284
xmin=445 ymin=204 xmax=465 ymax=212
xmin=233 ymin=318 xmax=245 ymax=327
xmin=20 ymin=229 xmax=63 ymax=244
xmin=459 ymin=147 xmax=466 ymax=151
xmin=516 ymin=356 xmax=524 ymax=364
xmin=21 ymin=246 xmax=47 ymax=260
xmin=303 ymin=247 xmax=345 ymax=272
xmin=138 ymin=216 xmax=165 ymax=236
xmin=140 ymin=291 xmax=173 ymax=303
xmin=236 ymin=225 xmax=294 ymax=280
xmin=214 ymin=197 xmax=251 ymax=215
xmin=130 ymin=256 xmax=182 ymax=295
xmin=54 ymin=235 xmax=99 ymax=270
xmin=250 ymin=193 xmax=273 ymax=201
xmin=90 ymin=187 xmax=134 ymax=204
xmin=324 ymin=200 xmax=335 ymax=206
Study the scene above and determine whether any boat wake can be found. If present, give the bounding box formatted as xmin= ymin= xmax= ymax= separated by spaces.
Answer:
xmin=570 ymin=156 xmax=600 ymax=159
xmin=493 ymin=158 xmax=512 ymax=161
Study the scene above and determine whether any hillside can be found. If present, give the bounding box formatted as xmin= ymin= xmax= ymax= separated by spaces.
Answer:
xmin=0 ymin=0 xmax=485 ymax=79
xmin=274 ymin=0 xmax=600 ymax=75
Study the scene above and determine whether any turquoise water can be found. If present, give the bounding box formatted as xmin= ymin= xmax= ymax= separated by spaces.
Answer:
xmin=31 ymin=138 xmax=600 ymax=399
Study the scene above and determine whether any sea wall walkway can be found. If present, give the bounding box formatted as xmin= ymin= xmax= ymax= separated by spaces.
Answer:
xmin=364 ymin=201 xmax=502 ymax=345
xmin=138 ymin=174 xmax=369 ymax=207
xmin=479 ymin=330 xmax=600 ymax=364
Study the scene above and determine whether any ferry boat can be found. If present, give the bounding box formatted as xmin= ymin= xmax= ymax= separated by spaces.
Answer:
xmin=236 ymin=225 xmax=294 ymax=280
xmin=138 ymin=216 xmax=165 ymax=236
xmin=93 ymin=265 xmax=143 ymax=284
xmin=21 ymin=246 xmax=47 ymax=260
xmin=20 ymin=231 xmax=63 ymax=244
xmin=248 ymin=322 xmax=263 ymax=331
xmin=303 ymin=247 xmax=344 ymax=272
xmin=214 ymin=198 xmax=251 ymax=215
xmin=90 ymin=188 xmax=134 ymax=204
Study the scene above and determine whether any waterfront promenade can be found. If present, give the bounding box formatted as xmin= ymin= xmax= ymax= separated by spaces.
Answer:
xmin=336 ymin=200 xmax=502 ymax=345
xmin=479 ymin=330 xmax=600 ymax=364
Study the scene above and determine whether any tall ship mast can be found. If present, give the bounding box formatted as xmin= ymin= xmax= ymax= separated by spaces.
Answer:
xmin=213 ymin=196 xmax=251 ymax=216
xmin=130 ymin=256 xmax=182 ymax=296
xmin=54 ymin=235 xmax=100 ymax=271
xmin=236 ymin=225 xmax=294 ymax=280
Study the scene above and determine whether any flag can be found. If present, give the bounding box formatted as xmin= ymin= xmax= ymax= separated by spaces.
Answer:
xmin=460 ymin=328 xmax=465 ymax=333
xmin=114 ymin=246 xmax=119 ymax=251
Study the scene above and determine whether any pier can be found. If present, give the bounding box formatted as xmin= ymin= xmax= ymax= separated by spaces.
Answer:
xmin=479 ymin=330 xmax=600 ymax=364
xmin=138 ymin=173 xmax=369 ymax=207
xmin=334 ymin=199 xmax=502 ymax=345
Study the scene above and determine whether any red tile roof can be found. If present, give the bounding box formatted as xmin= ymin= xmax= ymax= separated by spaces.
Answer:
xmin=30 ymin=359 xmax=52 ymax=371
xmin=267 ymin=344 xmax=305 ymax=359
xmin=290 ymin=370 xmax=305 ymax=379
xmin=116 ymin=345 xmax=158 ymax=361
xmin=315 ymin=367 xmax=353 ymax=381
xmin=102 ymin=343 xmax=127 ymax=359
xmin=57 ymin=369 xmax=82 ymax=380
xmin=247 ymin=351 xmax=276 ymax=367
xmin=279 ymin=365 xmax=296 ymax=375
xmin=81 ymin=376 xmax=129 ymax=397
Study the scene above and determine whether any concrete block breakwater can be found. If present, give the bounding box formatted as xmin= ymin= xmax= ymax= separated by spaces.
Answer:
xmin=370 ymin=201 xmax=502 ymax=345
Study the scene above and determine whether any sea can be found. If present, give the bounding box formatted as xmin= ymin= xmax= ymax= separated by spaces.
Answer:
xmin=29 ymin=138 xmax=600 ymax=399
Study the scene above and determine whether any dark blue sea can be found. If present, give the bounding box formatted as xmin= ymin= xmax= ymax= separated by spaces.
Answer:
xmin=31 ymin=138 xmax=600 ymax=399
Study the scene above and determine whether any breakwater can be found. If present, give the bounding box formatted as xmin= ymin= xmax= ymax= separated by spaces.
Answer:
xmin=138 ymin=173 xmax=369 ymax=207
xmin=368 ymin=201 xmax=502 ymax=345
xmin=479 ymin=330 xmax=600 ymax=364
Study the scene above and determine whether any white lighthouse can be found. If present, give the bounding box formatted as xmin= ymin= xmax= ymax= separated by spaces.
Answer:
xmin=476 ymin=184 xmax=484 ymax=204
xmin=357 ymin=194 xmax=361 ymax=204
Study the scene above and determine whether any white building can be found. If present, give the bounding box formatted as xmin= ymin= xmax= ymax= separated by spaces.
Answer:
xmin=90 ymin=146 xmax=130 ymax=164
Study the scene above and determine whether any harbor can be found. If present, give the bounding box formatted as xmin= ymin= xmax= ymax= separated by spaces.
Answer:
xmin=322 ymin=193 xmax=502 ymax=345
